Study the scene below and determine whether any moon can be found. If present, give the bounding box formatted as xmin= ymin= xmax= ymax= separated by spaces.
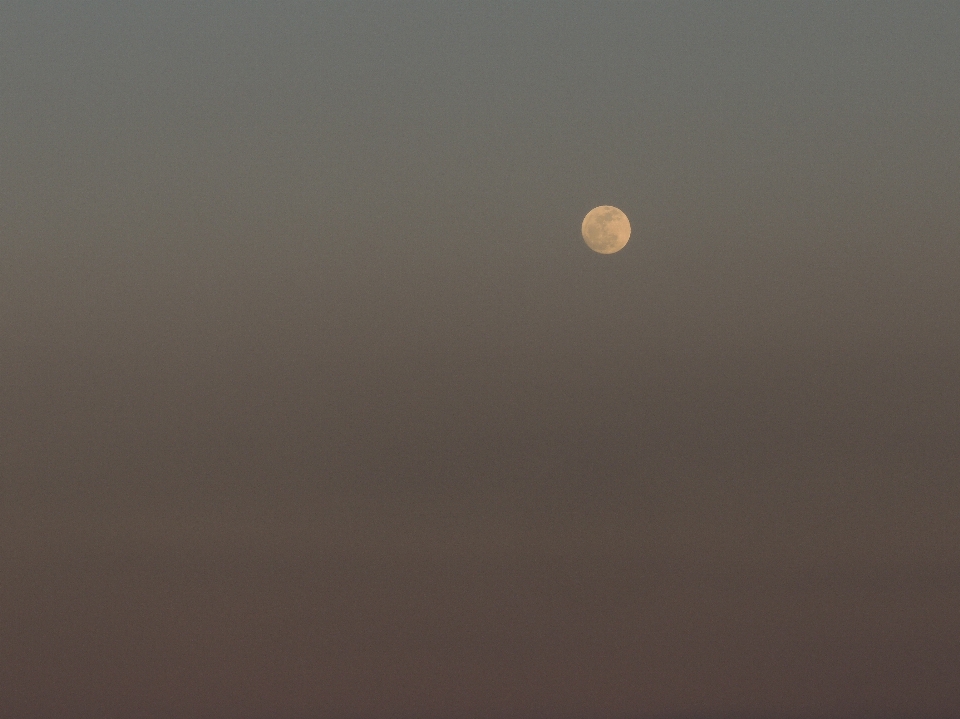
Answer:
xmin=581 ymin=205 xmax=631 ymax=254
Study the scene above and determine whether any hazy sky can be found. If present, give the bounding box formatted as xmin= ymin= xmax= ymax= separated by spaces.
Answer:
xmin=3 ymin=3 xmax=960 ymax=717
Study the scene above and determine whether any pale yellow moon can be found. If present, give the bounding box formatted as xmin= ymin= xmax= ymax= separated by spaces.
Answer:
xmin=581 ymin=205 xmax=631 ymax=254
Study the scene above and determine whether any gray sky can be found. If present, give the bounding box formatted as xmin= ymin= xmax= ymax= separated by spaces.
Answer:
xmin=2 ymin=2 xmax=960 ymax=717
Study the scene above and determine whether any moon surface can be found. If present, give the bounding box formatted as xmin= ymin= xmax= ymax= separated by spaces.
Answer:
xmin=581 ymin=206 xmax=631 ymax=254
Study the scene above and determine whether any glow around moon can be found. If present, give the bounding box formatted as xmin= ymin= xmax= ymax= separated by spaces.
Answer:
xmin=581 ymin=206 xmax=631 ymax=254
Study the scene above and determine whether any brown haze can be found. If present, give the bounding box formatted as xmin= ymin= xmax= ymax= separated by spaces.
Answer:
xmin=2 ymin=3 xmax=959 ymax=718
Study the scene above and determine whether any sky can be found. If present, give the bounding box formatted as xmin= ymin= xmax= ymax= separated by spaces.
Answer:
xmin=2 ymin=2 xmax=960 ymax=717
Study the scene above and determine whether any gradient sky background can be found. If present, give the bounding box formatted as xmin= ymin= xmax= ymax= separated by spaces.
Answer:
xmin=3 ymin=2 xmax=960 ymax=717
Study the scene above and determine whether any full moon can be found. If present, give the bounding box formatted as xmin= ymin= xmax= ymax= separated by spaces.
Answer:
xmin=581 ymin=205 xmax=631 ymax=254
